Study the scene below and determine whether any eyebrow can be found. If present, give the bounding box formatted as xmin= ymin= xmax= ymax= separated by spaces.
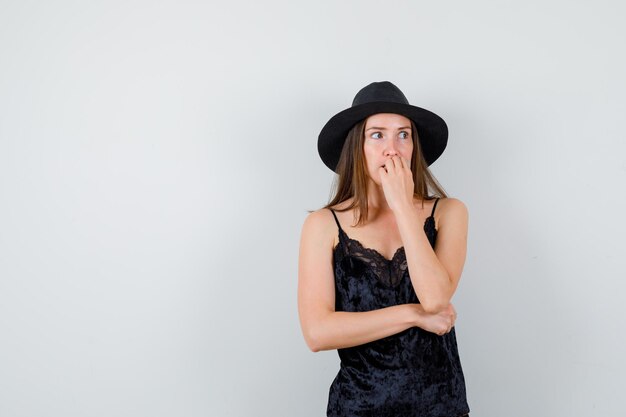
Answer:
xmin=366 ymin=126 xmax=412 ymax=131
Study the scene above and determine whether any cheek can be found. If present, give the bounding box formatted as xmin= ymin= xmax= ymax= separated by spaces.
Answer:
xmin=363 ymin=147 xmax=377 ymax=167
xmin=363 ymin=155 xmax=381 ymax=177
xmin=405 ymin=143 xmax=414 ymax=159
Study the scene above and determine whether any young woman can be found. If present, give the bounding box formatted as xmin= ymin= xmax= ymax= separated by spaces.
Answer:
xmin=297 ymin=81 xmax=470 ymax=417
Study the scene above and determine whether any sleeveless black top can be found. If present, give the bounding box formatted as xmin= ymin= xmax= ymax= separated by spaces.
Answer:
xmin=327 ymin=199 xmax=470 ymax=417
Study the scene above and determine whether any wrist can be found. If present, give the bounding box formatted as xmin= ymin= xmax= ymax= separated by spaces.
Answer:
xmin=407 ymin=304 xmax=426 ymax=327
xmin=393 ymin=202 xmax=416 ymax=218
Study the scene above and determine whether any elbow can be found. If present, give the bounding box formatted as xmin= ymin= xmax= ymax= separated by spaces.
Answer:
xmin=304 ymin=327 xmax=324 ymax=353
xmin=305 ymin=336 xmax=321 ymax=353
xmin=303 ymin=311 xmax=335 ymax=352
xmin=421 ymin=299 xmax=449 ymax=314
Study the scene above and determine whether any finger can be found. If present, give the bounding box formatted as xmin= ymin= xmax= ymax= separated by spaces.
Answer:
xmin=393 ymin=155 xmax=402 ymax=169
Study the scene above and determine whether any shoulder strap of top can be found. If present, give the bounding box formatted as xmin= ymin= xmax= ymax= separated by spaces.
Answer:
xmin=430 ymin=198 xmax=440 ymax=218
xmin=329 ymin=208 xmax=351 ymax=263
xmin=329 ymin=208 xmax=343 ymax=231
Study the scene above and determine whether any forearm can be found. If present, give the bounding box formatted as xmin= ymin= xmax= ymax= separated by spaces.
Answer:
xmin=309 ymin=304 xmax=417 ymax=352
xmin=395 ymin=205 xmax=454 ymax=312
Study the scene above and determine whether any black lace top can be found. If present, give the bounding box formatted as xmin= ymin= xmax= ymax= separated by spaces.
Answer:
xmin=327 ymin=198 xmax=470 ymax=417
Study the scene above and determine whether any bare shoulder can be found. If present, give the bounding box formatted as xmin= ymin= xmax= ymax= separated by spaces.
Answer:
xmin=436 ymin=197 xmax=469 ymax=233
xmin=300 ymin=207 xmax=337 ymax=249
xmin=438 ymin=197 xmax=468 ymax=216
xmin=301 ymin=198 xmax=354 ymax=246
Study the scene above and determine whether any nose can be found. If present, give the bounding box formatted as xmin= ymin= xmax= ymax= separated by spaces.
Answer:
xmin=384 ymin=140 xmax=399 ymax=157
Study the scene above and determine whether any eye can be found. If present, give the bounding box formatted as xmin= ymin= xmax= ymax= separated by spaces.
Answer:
xmin=371 ymin=132 xmax=383 ymax=139
xmin=399 ymin=131 xmax=410 ymax=139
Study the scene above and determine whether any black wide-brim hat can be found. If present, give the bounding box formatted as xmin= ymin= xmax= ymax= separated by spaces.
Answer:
xmin=318 ymin=81 xmax=448 ymax=173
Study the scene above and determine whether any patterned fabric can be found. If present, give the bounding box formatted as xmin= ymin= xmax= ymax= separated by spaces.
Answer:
xmin=327 ymin=199 xmax=470 ymax=417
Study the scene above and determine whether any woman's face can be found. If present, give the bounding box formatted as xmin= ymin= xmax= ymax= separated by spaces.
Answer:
xmin=362 ymin=113 xmax=414 ymax=185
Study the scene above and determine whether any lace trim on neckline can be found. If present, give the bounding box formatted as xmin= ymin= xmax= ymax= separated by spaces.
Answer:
xmin=333 ymin=217 xmax=437 ymax=288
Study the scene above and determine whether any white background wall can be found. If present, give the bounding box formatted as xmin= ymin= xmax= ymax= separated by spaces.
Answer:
xmin=1 ymin=1 xmax=625 ymax=416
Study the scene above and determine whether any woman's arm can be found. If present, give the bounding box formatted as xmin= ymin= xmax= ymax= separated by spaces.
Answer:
xmin=297 ymin=210 xmax=456 ymax=352
xmin=395 ymin=198 xmax=469 ymax=314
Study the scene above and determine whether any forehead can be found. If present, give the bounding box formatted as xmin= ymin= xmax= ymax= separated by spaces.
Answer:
xmin=364 ymin=113 xmax=412 ymax=127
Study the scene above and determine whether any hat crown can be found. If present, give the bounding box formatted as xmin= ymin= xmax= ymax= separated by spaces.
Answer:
xmin=351 ymin=81 xmax=409 ymax=106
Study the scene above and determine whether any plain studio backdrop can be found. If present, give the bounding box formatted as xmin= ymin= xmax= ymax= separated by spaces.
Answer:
xmin=1 ymin=1 xmax=625 ymax=416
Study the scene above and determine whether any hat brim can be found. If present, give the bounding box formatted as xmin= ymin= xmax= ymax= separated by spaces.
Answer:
xmin=318 ymin=102 xmax=448 ymax=173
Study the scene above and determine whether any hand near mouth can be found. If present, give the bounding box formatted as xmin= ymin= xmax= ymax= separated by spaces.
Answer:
xmin=378 ymin=155 xmax=414 ymax=213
